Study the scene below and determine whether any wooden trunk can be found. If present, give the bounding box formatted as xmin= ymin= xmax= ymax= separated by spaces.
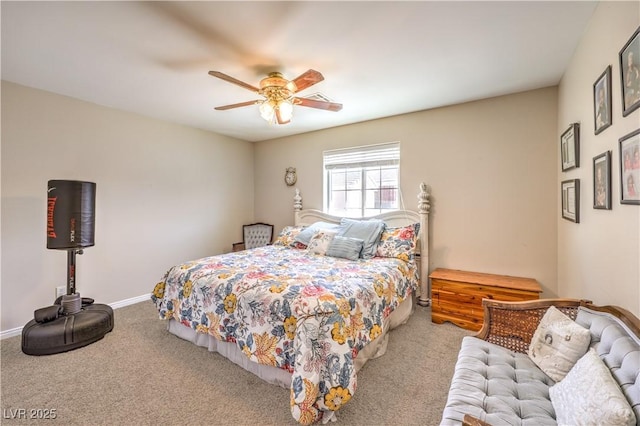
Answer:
xmin=429 ymin=268 xmax=542 ymax=331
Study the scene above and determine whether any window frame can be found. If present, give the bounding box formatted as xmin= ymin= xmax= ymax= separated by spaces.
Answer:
xmin=323 ymin=142 xmax=400 ymax=217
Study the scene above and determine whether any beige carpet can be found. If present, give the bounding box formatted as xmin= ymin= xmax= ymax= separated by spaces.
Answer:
xmin=1 ymin=301 xmax=470 ymax=425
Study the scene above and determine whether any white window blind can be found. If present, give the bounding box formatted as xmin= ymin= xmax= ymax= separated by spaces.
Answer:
xmin=323 ymin=142 xmax=400 ymax=169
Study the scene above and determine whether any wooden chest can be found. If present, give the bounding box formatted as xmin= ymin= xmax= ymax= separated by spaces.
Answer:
xmin=429 ymin=268 xmax=542 ymax=331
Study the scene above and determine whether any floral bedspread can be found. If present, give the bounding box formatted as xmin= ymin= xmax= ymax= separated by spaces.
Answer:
xmin=151 ymin=245 xmax=418 ymax=424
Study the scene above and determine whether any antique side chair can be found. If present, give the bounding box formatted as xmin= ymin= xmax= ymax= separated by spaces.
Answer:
xmin=232 ymin=222 xmax=274 ymax=251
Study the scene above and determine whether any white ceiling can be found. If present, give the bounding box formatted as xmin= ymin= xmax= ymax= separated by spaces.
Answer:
xmin=1 ymin=1 xmax=597 ymax=142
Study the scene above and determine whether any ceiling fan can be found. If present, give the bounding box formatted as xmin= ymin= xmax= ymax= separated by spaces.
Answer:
xmin=208 ymin=69 xmax=343 ymax=125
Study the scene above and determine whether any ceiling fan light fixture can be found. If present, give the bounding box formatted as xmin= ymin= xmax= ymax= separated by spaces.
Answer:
xmin=259 ymin=101 xmax=275 ymax=122
xmin=278 ymin=100 xmax=293 ymax=122
xmin=258 ymin=83 xmax=295 ymax=125
xmin=259 ymin=99 xmax=293 ymax=125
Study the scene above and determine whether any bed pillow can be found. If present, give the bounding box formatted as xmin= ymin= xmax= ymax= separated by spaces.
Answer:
xmin=375 ymin=223 xmax=420 ymax=262
xmin=337 ymin=218 xmax=385 ymax=259
xmin=326 ymin=236 xmax=365 ymax=261
xmin=294 ymin=221 xmax=340 ymax=246
xmin=549 ymin=348 xmax=636 ymax=426
xmin=273 ymin=225 xmax=306 ymax=247
xmin=306 ymin=230 xmax=338 ymax=255
xmin=527 ymin=305 xmax=591 ymax=382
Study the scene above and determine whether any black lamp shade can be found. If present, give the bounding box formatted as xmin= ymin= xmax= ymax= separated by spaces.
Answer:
xmin=47 ymin=180 xmax=96 ymax=250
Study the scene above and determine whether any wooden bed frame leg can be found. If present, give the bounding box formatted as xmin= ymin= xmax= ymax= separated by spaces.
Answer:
xmin=417 ymin=296 xmax=431 ymax=307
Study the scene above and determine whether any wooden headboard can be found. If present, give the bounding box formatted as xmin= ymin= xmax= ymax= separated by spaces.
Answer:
xmin=292 ymin=183 xmax=431 ymax=307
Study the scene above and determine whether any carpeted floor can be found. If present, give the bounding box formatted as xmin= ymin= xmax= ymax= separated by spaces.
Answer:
xmin=0 ymin=301 xmax=470 ymax=425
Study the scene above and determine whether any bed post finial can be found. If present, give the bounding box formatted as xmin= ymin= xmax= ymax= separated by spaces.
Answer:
xmin=418 ymin=182 xmax=430 ymax=214
xmin=293 ymin=188 xmax=303 ymax=225
xmin=293 ymin=188 xmax=302 ymax=212
xmin=417 ymin=182 xmax=431 ymax=307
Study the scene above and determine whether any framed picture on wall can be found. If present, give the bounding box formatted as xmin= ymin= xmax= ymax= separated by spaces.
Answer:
xmin=561 ymin=179 xmax=580 ymax=223
xmin=620 ymin=26 xmax=640 ymax=117
xmin=593 ymin=66 xmax=612 ymax=135
xmin=593 ymin=151 xmax=611 ymax=210
xmin=561 ymin=123 xmax=580 ymax=171
xmin=619 ymin=128 xmax=640 ymax=205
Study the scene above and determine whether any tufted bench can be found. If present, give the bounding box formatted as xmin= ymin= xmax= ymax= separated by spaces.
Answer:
xmin=440 ymin=299 xmax=640 ymax=426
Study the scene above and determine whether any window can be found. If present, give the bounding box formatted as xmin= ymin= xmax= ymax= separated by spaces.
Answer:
xmin=323 ymin=142 xmax=400 ymax=217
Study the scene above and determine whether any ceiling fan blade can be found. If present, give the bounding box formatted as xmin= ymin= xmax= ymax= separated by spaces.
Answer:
xmin=293 ymin=97 xmax=343 ymax=112
xmin=214 ymin=100 xmax=261 ymax=110
xmin=208 ymin=71 xmax=260 ymax=93
xmin=276 ymin=108 xmax=291 ymax=125
xmin=292 ymin=69 xmax=324 ymax=92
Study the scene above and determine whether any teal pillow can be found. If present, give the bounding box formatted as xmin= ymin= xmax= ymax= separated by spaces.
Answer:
xmin=337 ymin=218 xmax=385 ymax=259
xmin=326 ymin=236 xmax=364 ymax=261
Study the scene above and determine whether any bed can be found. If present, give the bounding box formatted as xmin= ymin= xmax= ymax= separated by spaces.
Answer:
xmin=151 ymin=183 xmax=431 ymax=424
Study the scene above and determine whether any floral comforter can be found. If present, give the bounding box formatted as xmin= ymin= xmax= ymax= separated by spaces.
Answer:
xmin=151 ymin=245 xmax=418 ymax=424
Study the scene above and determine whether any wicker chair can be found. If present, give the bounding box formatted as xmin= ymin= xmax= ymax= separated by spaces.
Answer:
xmin=232 ymin=222 xmax=274 ymax=251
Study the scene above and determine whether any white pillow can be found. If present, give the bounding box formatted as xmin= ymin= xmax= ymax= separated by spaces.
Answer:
xmin=306 ymin=230 xmax=338 ymax=255
xmin=550 ymin=348 xmax=636 ymax=426
xmin=527 ymin=305 xmax=591 ymax=382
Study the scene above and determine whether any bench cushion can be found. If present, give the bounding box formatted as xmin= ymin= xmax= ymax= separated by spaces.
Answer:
xmin=440 ymin=336 xmax=556 ymax=425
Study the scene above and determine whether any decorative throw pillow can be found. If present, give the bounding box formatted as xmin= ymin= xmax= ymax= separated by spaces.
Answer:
xmin=549 ymin=348 xmax=636 ymax=426
xmin=326 ymin=236 xmax=365 ymax=261
xmin=375 ymin=223 xmax=420 ymax=262
xmin=273 ymin=225 xmax=306 ymax=247
xmin=306 ymin=230 xmax=338 ymax=255
xmin=527 ymin=305 xmax=591 ymax=382
xmin=290 ymin=241 xmax=308 ymax=250
xmin=337 ymin=218 xmax=385 ymax=259
xmin=294 ymin=221 xmax=340 ymax=246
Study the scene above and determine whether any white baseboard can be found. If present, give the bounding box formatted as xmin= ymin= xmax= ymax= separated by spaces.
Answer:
xmin=0 ymin=293 xmax=152 ymax=340
xmin=0 ymin=326 xmax=23 ymax=340
xmin=109 ymin=293 xmax=151 ymax=310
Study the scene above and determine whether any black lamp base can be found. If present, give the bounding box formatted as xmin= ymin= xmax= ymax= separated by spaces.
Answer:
xmin=21 ymin=302 xmax=114 ymax=356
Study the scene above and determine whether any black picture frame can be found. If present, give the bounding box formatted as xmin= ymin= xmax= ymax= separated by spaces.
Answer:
xmin=620 ymin=26 xmax=640 ymax=117
xmin=561 ymin=123 xmax=580 ymax=171
xmin=593 ymin=151 xmax=611 ymax=210
xmin=619 ymin=128 xmax=640 ymax=205
xmin=593 ymin=66 xmax=612 ymax=135
xmin=561 ymin=179 xmax=580 ymax=223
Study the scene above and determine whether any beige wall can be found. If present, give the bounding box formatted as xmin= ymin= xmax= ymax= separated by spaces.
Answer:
xmin=1 ymin=81 xmax=254 ymax=331
xmin=557 ymin=2 xmax=640 ymax=315
xmin=255 ymin=87 xmax=559 ymax=296
xmin=4 ymin=2 xmax=638 ymax=335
